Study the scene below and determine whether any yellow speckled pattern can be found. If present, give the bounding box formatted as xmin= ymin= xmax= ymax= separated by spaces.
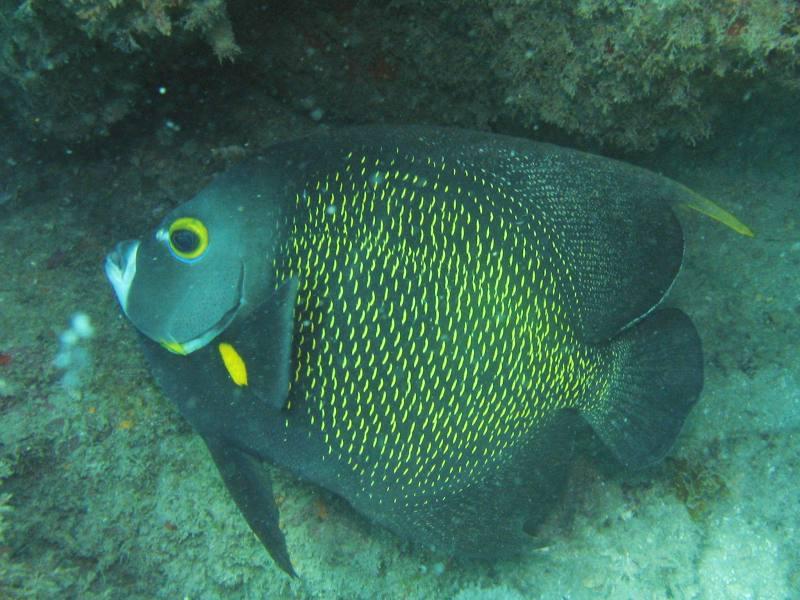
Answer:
xmin=272 ymin=147 xmax=606 ymax=508
xmin=111 ymin=126 xmax=704 ymax=569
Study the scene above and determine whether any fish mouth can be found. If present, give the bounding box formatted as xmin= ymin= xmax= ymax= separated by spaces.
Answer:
xmin=105 ymin=240 xmax=140 ymax=314
xmin=159 ymin=262 xmax=245 ymax=355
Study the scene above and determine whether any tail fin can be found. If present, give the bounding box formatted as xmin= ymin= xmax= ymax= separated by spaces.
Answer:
xmin=582 ymin=308 xmax=703 ymax=469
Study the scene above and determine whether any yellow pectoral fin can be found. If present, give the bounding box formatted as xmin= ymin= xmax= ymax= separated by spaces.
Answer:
xmin=676 ymin=182 xmax=754 ymax=237
xmin=218 ymin=342 xmax=248 ymax=386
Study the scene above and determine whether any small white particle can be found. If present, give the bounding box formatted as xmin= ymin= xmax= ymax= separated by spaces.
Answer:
xmin=71 ymin=312 xmax=94 ymax=339
xmin=60 ymin=330 xmax=79 ymax=347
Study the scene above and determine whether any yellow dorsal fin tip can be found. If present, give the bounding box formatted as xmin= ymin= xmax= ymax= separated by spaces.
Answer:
xmin=676 ymin=183 xmax=754 ymax=237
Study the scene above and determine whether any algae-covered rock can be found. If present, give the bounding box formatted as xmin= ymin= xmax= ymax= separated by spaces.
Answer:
xmin=1 ymin=0 xmax=798 ymax=148
xmin=487 ymin=0 xmax=800 ymax=147
xmin=0 ymin=0 xmax=239 ymax=142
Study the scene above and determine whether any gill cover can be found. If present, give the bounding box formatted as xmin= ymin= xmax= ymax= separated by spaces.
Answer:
xmin=108 ymin=186 xmax=249 ymax=354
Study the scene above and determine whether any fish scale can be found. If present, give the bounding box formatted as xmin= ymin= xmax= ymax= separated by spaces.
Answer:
xmin=274 ymin=146 xmax=596 ymax=507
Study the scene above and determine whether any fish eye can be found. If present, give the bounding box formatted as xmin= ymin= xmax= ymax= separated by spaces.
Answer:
xmin=167 ymin=217 xmax=209 ymax=262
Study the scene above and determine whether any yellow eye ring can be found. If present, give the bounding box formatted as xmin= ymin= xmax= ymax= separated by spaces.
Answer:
xmin=167 ymin=217 xmax=209 ymax=262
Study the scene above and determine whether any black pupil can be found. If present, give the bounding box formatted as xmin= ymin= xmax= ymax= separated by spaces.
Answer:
xmin=171 ymin=228 xmax=199 ymax=254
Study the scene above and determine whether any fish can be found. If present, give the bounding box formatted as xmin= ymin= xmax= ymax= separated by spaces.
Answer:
xmin=104 ymin=126 xmax=750 ymax=576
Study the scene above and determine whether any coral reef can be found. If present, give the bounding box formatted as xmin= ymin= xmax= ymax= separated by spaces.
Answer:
xmin=1 ymin=1 xmax=799 ymax=148
xmin=2 ymin=1 xmax=798 ymax=148
xmin=0 ymin=0 xmax=238 ymax=142
xmin=377 ymin=0 xmax=800 ymax=148
xmin=0 ymin=459 xmax=74 ymax=598
xmin=666 ymin=455 xmax=729 ymax=522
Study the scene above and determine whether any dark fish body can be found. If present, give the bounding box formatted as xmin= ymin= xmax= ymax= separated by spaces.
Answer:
xmin=106 ymin=127 xmax=707 ymax=574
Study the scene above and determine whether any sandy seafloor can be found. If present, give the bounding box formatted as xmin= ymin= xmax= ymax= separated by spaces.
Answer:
xmin=0 ymin=93 xmax=797 ymax=599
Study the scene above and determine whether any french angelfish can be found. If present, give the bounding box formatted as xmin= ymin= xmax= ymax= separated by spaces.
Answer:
xmin=105 ymin=126 xmax=750 ymax=575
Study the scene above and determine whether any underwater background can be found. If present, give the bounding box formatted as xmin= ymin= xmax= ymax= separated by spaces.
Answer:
xmin=0 ymin=1 xmax=798 ymax=598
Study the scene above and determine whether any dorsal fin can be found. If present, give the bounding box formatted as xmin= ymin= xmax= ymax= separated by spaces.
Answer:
xmin=496 ymin=145 xmax=688 ymax=343
xmin=672 ymin=181 xmax=754 ymax=237
xmin=446 ymin=132 xmax=748 ymax=342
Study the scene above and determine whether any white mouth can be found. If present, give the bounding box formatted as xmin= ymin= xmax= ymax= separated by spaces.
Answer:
xmin=105 ymin=240 xmax=140 ymax=314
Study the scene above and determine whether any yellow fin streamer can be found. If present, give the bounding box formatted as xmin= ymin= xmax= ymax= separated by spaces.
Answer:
xmin=675 ymin=182 xmax=754 ymax=237
xmin=218 ymin=342 xmax=248 ymax=386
